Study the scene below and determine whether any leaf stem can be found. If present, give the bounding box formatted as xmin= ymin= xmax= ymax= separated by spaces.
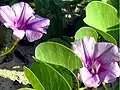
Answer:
xmin=0 ymin=40 xmax=19 ymax=56
xmin=79 ymin=87 xmax=87 ymax=90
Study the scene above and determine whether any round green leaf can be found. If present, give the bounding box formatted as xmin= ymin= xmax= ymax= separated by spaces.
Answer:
xmin=31 ymin=62 xmax=72 ymax=90
xmin=35 ymin=42 xmax=82 ymax=71
xmin=24 ymin=66 xmax=45 ymax=90
xmin=84 ymin=1 xmax=119 ymax=32
xmin=75 ymin=27 xmax=98 ymax=41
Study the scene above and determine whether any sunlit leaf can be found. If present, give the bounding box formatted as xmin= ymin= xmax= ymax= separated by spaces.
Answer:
xmin=35 ymin=42 xmax=82 ymax=71
xmin=84 ymin=1 xmax=119 ymax=32
xmin=75 ymin=27 xmax=98 ymax=41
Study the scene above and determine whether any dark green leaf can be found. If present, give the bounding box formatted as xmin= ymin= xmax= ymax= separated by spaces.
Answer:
xmin=0 ymin=27 xmax=12 ymax=45
xmin=96 ymin=29 xmax=117 ymax=45
xmin=49 ymin=64 xmax=80 ymax=90
xmin=35 ymin=0 xmax=64 ymax=40
xmin=102 ymin=0 xmax=119 ymax=10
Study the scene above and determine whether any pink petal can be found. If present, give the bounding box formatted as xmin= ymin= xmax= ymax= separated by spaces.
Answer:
xmin=11 ymin=27 xmax=25 ymax=40
xmin=26 ymin=15 xmax=50 ymax=32
xmin=0 ymin=5 xmax=15 ymax=26
xmin=99 ymin=62 xmax=120 ymax=83
xmin=72 ymin=37 xmax=96 ymax=66
xmin=78 ymin=67 xmax=92 ymax=82
xmin=94 ymin=43 xmax=120 ymax=64
xmin=25 ymin=30 xmax=44 ymax=42
xmin=78 ymin=67 xmax=100 ymax=88
xmin=84 ymin=74 xmax=100 ymax=88
xmin=11 ymin=2 xmax=34 ymax=22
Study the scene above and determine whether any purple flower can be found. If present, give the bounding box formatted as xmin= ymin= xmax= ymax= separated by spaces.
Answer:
xmin=0 ymin=2 xmax=50 ymax=42
xmin=72 ymin=37 xmax=120 ymax=88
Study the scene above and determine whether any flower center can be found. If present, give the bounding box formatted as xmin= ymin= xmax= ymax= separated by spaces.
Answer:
xmin=14 ymin=21 xmax=26 ymax=30
xmin=89 ymin=60 xmax=101 ymax=74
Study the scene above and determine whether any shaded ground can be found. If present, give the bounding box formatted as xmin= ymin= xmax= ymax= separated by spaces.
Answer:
xmin=0 ymin=43 xmax=34 ymax=90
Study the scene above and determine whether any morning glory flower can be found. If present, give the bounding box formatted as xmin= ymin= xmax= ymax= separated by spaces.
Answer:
xmin=72 ymin=37 xmax=120 ymax=88
xmin=0 ymin=2 xmax=50 ymax=42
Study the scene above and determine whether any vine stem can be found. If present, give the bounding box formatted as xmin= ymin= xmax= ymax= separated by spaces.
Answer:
xmin=102 ymin=82 xmax=108 ymax=90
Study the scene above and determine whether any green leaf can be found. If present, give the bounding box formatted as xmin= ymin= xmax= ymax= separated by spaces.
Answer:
xmin=31 ymin=62 xmax=72 ymax=90
xmin=84 ymin=1 xmax=119 ymax=32
xmin=18 ymin=88 xmax=34 ymax=90
xmin=24 ymin=66 xmax=45 ymax=90
xmin=49 ymin=64 xmax=80 ymax=90
xmin=96 ymin=29 xmax=117 ymax=45
xmin=75 ymin=27 xmax=98 ymax=41
xmin=35 ymin=42 xmax=82 ymax=71
xmin=107 ymin=29 xmax=119 ymax=44
xmin=102 ymin=0 xmax=119 ymax=10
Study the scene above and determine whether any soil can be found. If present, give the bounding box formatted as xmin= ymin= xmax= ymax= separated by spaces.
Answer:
xmin=0 ymin=41 xmax=35 ymax=90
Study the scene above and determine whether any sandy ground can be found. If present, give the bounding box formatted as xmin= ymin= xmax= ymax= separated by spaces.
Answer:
xmin=0 ymin=53 xmax=30 ymax=90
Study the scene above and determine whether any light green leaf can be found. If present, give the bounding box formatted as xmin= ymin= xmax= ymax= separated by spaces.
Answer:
xmin=84 ymin=1 xmax=119 ymax=32
xmin=31 ymin=62 xmax=72 ymax=90
xmin=35 ymin=42 xmax=82 ymax=71
xmin=24 ymin=66 xmax=45 ymax=90
xmin=75 ymin=27 xmax=98 ymax=41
